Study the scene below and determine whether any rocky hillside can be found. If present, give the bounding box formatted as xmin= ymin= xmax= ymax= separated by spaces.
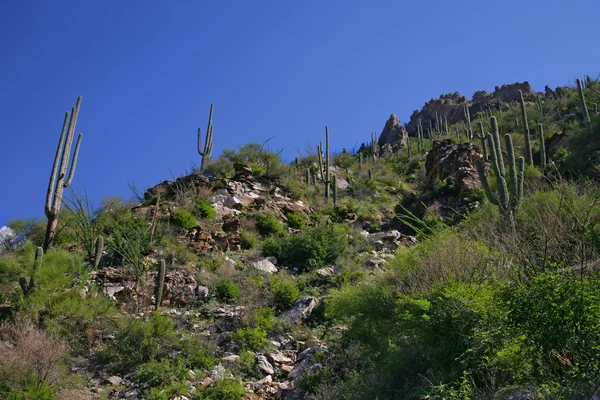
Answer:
xmin=2 ymin=74 xmax=600 ymax=400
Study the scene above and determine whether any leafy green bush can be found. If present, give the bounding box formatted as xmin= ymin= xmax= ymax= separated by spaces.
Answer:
xmin=170 ymin=208 xmax=197 ymax=229
xmin=256 ymin=214 xmax=284 ymax=236
xmin=135 ymin=358 xmax=189 ymax=399
xmin=97 ymin=313 xmax=177 ymax=372
xmin=199 ymin=378 xmax=246 ymax=399
xmin=239 ymin=229 xmax=260 ymax=250
xmin=193 ymin=199 xmax=216 ymax=219
xmin=106 ymin=212 xmax=152 ymax=282
xmin=285 ymin=212 xmax=307 ymax=229
xmin=270 ymin=275 xmax=300 ymax=310
xmin=232 ymin=327 xmax=268 ymax=351
xmin=215 ymin=281 xmax=240 ymax=304
xmin=262 ymin=224 xmax=349 ymax=272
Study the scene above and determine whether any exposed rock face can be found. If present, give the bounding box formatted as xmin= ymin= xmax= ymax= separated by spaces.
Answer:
xmin=280 ymin=297 xmax=317 ymax=323
xmin=425 ymin=139 xmax=485 ymax=199
xmin=404 ymin=82 xmax=537 ymax=139
xmin=378 ymin=114 xmax=408 ymax=149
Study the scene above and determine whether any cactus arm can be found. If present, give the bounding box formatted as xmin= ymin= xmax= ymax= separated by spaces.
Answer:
xmin=325 ymin=126 xmax=330 ymax=199
xmin=515 ymin=157 xmax=525 ymax=211
xmin=317 ymin=142 xmax=324 ymax=180
xmin=155 ymin=259 xmax=166 ymax=310
xmin=490 ymin=117 xmax=505 ymax=177
xmin=539 ymin=123 xmax=546 ymax=170
xmin=45 ymin=111 xmax=70 ymax=217
xmin=64 ymin=133 xmax=82 ymax=187
xmin=504 ymin=133 xmax=518 ymax=206
xmin=519 ymin=90 xmax=533 ymax=165
xmin=197 ymin=128 xmax=202 ymax=154
xmin=576 ymin=78 xmax=591 ymax=123
xmin=475 ymin=159 xmax=499 ymax=206
xmin=93 ymin=236 xmax=104 ymax=269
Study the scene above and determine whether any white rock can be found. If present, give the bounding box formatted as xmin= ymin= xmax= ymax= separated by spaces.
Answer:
xmin=257 ymin=355 xmax=274 ymax=375
xmin=249 ymin=259 xmax=278 ymax=274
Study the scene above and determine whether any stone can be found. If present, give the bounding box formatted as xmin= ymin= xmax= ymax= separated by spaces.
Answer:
xmin=200 ymin=377 xmax=214 ymax=388
xmin=210 ymin=365 xmax=226 ymax=379
xmin=105 ymin=376 xmax=123 ymax=386
xmin=221 ymin=354 xmax=240 ymax=364
xmin=378 ymin=114 xmax=408 ymax=149
xmin=279 ymin=297 xmax=317 ymax=324
xmin=249 ymin=259 xmax=278 ymax=274
xmin=256 ymin=375 xmax=272 ymax=385
xmin=268 ymin=350 xmax=293 ymax=365
xmin=257 ymin=355 xmax=274 ymax=375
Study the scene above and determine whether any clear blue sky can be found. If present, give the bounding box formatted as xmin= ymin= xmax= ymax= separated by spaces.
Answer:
xmin=1 ymin=0 xmax=599 ymax=226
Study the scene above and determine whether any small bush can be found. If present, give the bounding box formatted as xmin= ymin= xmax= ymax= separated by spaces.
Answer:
xmin=135 ymin=358 xmax=189 ymax=398
xmin=0 ymin=319 xmax=67 ymax=399
xmin=193 ymin=199 xmax=216 ymax=219
xmin=215 ymin=281 xmax=240 ymax=304
xmin=170 ymin=208 xmax=197 ymax=229
xmin=270 ymin=275 xmax=300 ymax=310
xmin=239 ymin=229 xmax=260 ymax=250
xmin=262 ymin=224 xmax=349 ymax=272
xmin=199 ymin=378 xmax=246 ymax=399
xmin=256 ymin=214 xmax=284 ymax=236
xmin=232 ymin=327 xmax=268 ymax=352
xmin=97 ymin=313 xmax=177 ymax=372
xmin=286 ymin=212 xmax=307 ymax=229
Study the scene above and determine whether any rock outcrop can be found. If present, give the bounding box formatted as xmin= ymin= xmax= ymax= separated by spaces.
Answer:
xmin=425 ymin=139 xmax=485 ymax=199
xmin=378 ymin=114 xmax=408 ymax=150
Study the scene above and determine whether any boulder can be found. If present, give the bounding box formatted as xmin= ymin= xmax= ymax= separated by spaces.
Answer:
xmin=280 ymin=297 xmax=317 ymax=323
xmin=249 ymin=259 xmax=278 ymax=274
xmin=257 ymin=355 xmax=274 ymax=375
xmin=378 ymin=114 xmax=408 ymax=149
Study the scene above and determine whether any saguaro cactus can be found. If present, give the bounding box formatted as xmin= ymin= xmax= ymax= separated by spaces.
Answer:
xmin=93 ymin=236 xmax=104 ymax=269
xmin=519 ymin=90 xmax=533 ymax=166
xmin=476 ymin=121 xmax=488 ymax=160
xmin=155 ymin=259 xmax=166 ymax=310
xmin=332 ymin=175 xmax=338 ymax=207
xmin=576 ymin=78 xmax=591 ymax=123
xmin=539 ymin=123 xmax=547 ymax=170
xmin=475 ymin=117 xmax=524 ymax=227
xmin=19 ymin=247 xmax=43 ymax=296
xmin=317 ymin=127 xmax=331 ymax=199
xmin=198 ymin=104 xmax=214 ymax=171
xmin=44 ymin=96 xmax=83 ymax=251
xmin=463 ymin=104 xmax=473 ymax=140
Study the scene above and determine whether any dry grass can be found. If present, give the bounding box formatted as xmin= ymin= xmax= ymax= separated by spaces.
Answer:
xmin=0 ymin=318 xmax=67 ymax=388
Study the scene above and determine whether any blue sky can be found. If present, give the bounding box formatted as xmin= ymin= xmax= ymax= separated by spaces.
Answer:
xmin=1 ymin=0 xmax=599 ymax=226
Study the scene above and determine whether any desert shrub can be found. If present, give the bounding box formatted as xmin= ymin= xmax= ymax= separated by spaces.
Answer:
xmin=0 ymin=319 xmax=67 ymax=399
xmin=232 ymin=327 xmax=268 ymax=352
xmin=499 ymin=271 xmax=600 ymax=386
xmin=262 ymin=224 xmax=349 ymax=272
xmin=198 ymin=378 xmax=246 ymax=399
xmin=270 ymin=275 xmax=300 ymax=310
xmin=106 ymin=212 xmax=152 ymax=282
xmin=239 ymin=229 xmax=260 ymax=249
xmin=170 ymin=208 xmax=197 ymax=229
xmin=97 ymin=313 xmax=177 ymax=373
xmin=256 ymin=213 xmax=284 ymax=236
xmin=8 ymin=217 xmax=47 ymax=248
xmin=135 ymin=358 xmax=189 ymax=399
xmin=193 ymin=199 xmax=216 ymax=219
xmin=334 ymin=152 xmax=354 ymax=169
xmin=215 ymin=281 xmax=240 ymax=303
xmin=203 ymin=156 xmax=235 ymax=178
xmin=286 ymin=212 xmax=307 ymax=229
xmin=249 ymin=307 xmax=277 ymax=331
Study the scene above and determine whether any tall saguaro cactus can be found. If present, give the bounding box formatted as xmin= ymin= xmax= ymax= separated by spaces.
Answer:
xmin=476 ymin=121 xmax=488 ymax=160
xmin=44 ymin=96 xmax=83 ymax=251
xmin=198 ymin=104 xmax=214 ymax=171
xmin=317 ymin=127 xmax=331 ymax=199
xmin=576 ymin=78 xmax=591 ymax=123
xmin=539 ymin=123 xmax=547 ymax=170
xmin=519 ymin=90 xmax=533 ymax=166
xmin=475 ymin=117 xmax=524 ymax=228
xmin=463 ymin=104 xmax=473 ymax=140
xmin=19 ymin=247 xmax=43 ymax=296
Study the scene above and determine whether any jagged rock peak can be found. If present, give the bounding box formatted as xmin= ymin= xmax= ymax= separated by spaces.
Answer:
xmin=378 ymin=113 xmax=407 ymax=148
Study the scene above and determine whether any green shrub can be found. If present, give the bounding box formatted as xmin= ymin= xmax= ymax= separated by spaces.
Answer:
xmin=97 ymin=313 xmax=177 ymax=372
xmin=256 ymin=214 xmax=283 ymax=236
xmin=250 ymin=307 xmax=277 ymax=331
xmin=199 ymin=378 xmax=246 ymax=399
xmin=215 ymin=281 xmax=240 ymax=304
xmin=106 ymin=212 xmax=152 ymax=282
xmin=262 ymin=224 xmax=349 ymax=272
xmin=239 ymin=229 xmax=260 ymax=250
xmin=193 ymin=199 xmax=216 ymax=219
xmin=270 ymin=275 xmax=300 ymax=310
xmin=232 ymin=327 xmax=268 ymax=351
xmin=170 ymin=208 xmax=197 ymax=229
xmin=286 ymin=212 xmax=307 ymax=229
xmin=136 ymin=358 xmax=188 ymax=391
